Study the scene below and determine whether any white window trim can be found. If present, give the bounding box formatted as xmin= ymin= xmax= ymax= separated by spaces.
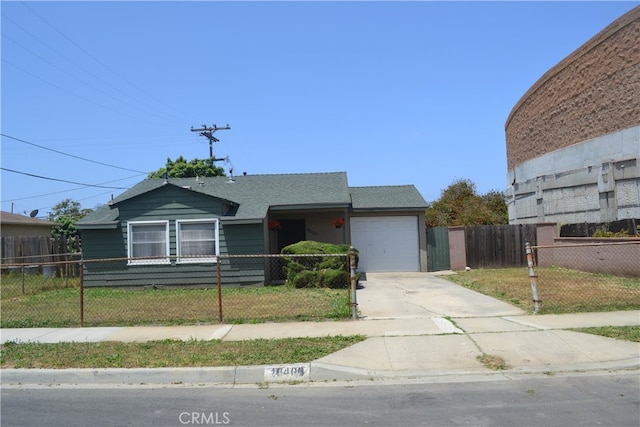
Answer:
xmin=176 ymin=218 xmax=220 ymax=264
xmin=127 ymin=220 xmax=170 ymax=265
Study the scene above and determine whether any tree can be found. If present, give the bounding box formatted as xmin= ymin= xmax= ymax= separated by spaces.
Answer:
xmin=481 ymin=190 xmax=509 ymax=224
xmin=147 ymin=156 xmax=225 ymax=179
xmin=425 ymin=179 xmax=507 ymax=227
xmin=48 ymin=199 xmax=93 ymax=251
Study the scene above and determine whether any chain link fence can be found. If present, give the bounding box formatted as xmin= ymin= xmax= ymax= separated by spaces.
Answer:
xmin=1 ymin=254 xmax=353 ymax=328
xmin=527 ymin=241 xmax=640 ymax=313
xmin=0 ymin=254 xmax=82 ymax=327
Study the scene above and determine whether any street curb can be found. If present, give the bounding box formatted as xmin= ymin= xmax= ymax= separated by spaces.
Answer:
xmin=2 ymin=358 xmax=638 ymax=388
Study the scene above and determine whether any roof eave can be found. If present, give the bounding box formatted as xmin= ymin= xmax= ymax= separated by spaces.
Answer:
xmin=76 ymin=222 xmax=120 ymax=230
xmin=270 ymin=203 xmax=351 ymax=211
xmin=351 ymin=206 xmax=427 ymax=213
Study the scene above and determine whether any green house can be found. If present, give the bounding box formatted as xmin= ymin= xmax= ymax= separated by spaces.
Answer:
xmin=76 ymin=172 xmax=428 ymax=287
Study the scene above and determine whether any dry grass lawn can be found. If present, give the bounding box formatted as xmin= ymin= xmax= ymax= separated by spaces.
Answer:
xmin=0 ymin=274 xmax=350 ymax=327
xmin=445 ymin=267 xmax=640 ymax=314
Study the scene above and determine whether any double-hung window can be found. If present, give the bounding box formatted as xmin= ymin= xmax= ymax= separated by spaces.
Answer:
xmin=176 ymin=219 xmax=219 ymax=263
xmin=127 ymin=221 xmax=170 ymax=265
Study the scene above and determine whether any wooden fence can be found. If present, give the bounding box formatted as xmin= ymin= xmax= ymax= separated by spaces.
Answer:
xmin=434 ymin=224 xmax=538 ymax=271
xmin=463 ymin=224 xmax=537 ymax=269
xmin=1 ymin=235 xmax=80 ymax=264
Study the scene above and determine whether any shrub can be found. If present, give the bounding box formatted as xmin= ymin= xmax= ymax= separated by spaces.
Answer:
xmin=319 ymin=269 xmax=350 ymax=289
xmin=592 ymin=225 xmax=632 ymax=238
xmin=291 ymin=270 xmax=320 ymax=288
xmin=281 ymin=241 xmax=357 ymax=288
xmin=290 ymin=269 xmax=349 ymax=289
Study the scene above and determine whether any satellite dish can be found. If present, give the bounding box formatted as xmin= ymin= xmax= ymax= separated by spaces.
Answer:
xmin=29 ymin=209 xmax=39 ymax=218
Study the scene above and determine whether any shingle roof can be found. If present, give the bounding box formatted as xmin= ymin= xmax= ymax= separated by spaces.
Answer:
xmin=0 ymin=211 xmax=57 ymax=226
xmin=77 ymin=172 xmax=428 ymax=228
xmin=78 ymin=172 xmax=353 ymax=226
xmin=349 ymin=185 xmax=428 ymax=211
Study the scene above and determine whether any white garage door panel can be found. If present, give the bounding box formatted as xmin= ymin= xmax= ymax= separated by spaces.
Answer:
xmin=350 ymin=216 xmax=419 ymax=272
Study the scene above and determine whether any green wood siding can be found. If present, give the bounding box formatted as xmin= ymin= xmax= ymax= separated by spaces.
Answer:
xmin=81 ymin=186 xmax=265 ymax=287
xmin=80 ymin=229 xmax=126 ymax=260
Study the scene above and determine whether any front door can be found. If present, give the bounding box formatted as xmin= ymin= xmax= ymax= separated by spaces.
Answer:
xmin=277 ymin=219 xmax=306 ymax=251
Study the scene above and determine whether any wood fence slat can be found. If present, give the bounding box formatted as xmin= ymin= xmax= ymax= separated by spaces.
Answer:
xmin=1 ymin=236 xmax=80 ymax=264
xmin=463 ymin=224 xmax=536 ymax=269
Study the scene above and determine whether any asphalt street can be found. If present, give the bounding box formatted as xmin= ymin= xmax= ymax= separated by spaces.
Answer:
xmin=1 ymin=372 xmax=638 ymax=427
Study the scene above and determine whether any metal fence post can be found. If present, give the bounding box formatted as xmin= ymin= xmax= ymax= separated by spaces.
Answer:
xmin=349 ymin=246 xmax=358 ymax=320
xmin=525 ymin=242 xmax=540 ymax=314
xmin=65 ymin=253 xmax=69 ymax=288
xmin=217 ymin=256 xmax=223 ymax=323
xmin=80 ymin=258 xmax=84 ymax=327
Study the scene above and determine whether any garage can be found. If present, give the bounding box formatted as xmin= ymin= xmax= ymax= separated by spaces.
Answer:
xmin=350 ymin=216 xmax=420 ymax=272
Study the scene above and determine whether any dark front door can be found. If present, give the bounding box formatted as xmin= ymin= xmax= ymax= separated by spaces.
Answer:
xmin=277 ymin=219 xmax=306 ymax=251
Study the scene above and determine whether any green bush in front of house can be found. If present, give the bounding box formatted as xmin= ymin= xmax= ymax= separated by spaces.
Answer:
xmin=290 ymin=269 xmax=350 ymax=289
xmin=281 ymin=241 xmax=357 ymax=289
xmin=290 ymin=270 xmax=318 ymax=288
xmin=320 ymin=268 xmax=350 ymax=289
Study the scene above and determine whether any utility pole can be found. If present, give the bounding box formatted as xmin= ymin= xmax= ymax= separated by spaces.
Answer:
xmin=190 ymin=124 xmax=231 ymax=160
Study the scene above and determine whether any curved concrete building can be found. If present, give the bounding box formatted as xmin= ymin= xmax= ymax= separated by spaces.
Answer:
xmin=505 ymin=6 xmax=640 ymax=224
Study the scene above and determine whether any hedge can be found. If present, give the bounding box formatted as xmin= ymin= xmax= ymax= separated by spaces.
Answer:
xmin=281 ymin=241 xmax=357 ymax=288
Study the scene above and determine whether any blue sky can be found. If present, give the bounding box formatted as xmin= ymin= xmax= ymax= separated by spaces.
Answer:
xmin=1 ymin=1 xmax=637 ymax=218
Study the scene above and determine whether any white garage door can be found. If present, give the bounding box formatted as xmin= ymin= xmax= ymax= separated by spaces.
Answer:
xmin=350 ymin=216 xmax=419 ymax=272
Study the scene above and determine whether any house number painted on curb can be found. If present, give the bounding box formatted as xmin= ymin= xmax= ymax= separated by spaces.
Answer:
xmin=264 ymin=364 xmax=309 ymax=381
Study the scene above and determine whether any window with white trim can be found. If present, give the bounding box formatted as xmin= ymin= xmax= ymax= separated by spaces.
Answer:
xmin=127 ymin=221 xmax=170 ymax=264
xmin=176 ymin=219 xmax=219 ymax=263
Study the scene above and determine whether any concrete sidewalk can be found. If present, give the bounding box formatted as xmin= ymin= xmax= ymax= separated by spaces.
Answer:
xmin=1 ymin=272 xmax=639 ymax=386
xmin=2 ymin=311 xmax=638 ymax=387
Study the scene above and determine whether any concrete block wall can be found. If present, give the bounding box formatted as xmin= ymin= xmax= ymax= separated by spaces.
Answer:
xmin=617 ymin=180 xmax=640 ymax=219
xmin=505 ymin=6 xmax=640 ymax=225
xmin=535 ymin=223 xmax=640 ymax=277
xmin=505 ymin=6 xmax=640 ymax=170
xmin=445 ymin=223 xmax=640 ymax=276
xmin=507 ymin=141 xmax=639 ymax=224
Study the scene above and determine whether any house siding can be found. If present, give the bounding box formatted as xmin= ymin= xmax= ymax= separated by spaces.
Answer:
xmin=78 ymin=173 xmax=430 ymax=283
xmin=81 ymin=186 xmax=265 ymax=288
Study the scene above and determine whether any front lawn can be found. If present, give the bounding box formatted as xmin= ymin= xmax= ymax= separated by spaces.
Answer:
xmin=445 ymin=267 xmax=640 ymax=314
xmin=0 ymin=335 xmax=366 ymax=369
xmin=1 ymin=276 xmax=351 ymax=327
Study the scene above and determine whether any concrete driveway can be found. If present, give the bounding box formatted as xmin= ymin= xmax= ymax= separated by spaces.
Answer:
xmin=357 ymin=272 xmax=526 ymax=319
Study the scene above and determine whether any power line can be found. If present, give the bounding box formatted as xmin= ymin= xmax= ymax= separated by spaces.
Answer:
xmin=2 ymin=11 xmax=182 ymax=123
xmin=2 ymin=173 xmax=146 ymax=203
xmin=1 ymin=133 xmax=149 ymax=174
xmin=2 ymin=59 xmax=156 ymax=124
xmin=25 ymin=189 xmax=116 ymax=215
xmin=2 ymin=31 xmax=176 ymax=123
xmin=1 ymin=167 xmax=129 ymax=190
xmin=18 ymin=1 xmax=194 ymax=121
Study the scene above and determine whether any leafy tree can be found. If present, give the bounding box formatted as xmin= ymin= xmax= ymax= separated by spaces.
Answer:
xmin=425 ymin=179 xmax=507 ymax=227
xmin=481 ymin=190 xmax=509 ymax=224
xmin=47 ymin=199 xmax=93 ymax=251
xmin=147 ymin=156 xmax=225 ymax=179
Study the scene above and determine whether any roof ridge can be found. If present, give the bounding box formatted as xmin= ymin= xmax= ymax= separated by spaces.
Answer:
xmin=351 ymin=184 xmax=415 ymax=189
xmin=147 ymin=171 xmax=348 ymax=180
